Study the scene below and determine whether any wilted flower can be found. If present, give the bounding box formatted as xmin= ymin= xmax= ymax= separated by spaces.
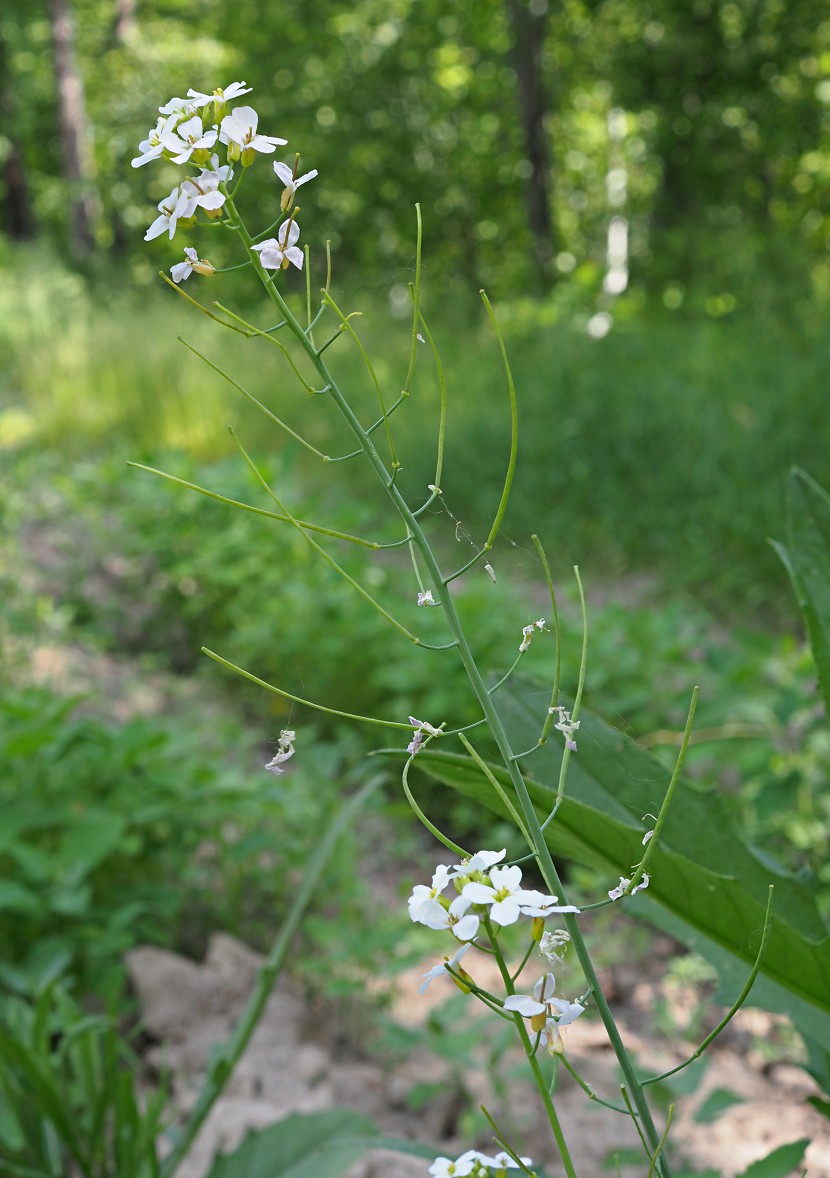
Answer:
xmin=264 ymin=729 xmax=296 ymax=775
xmin=608 ymin=873 xmax=650 ymax=901
xmin=550 ymin=705 xmax=580 ymax=752
xmin=417 ymin=589 xmax=436 ymax=606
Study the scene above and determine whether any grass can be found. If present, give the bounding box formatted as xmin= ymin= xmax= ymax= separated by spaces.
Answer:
xmin=2 ymin=248 xmax=828 ymax=617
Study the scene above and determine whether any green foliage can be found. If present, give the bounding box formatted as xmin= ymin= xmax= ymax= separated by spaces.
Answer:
xmin=409 ymin=678 xmax=830 ymax=1091
xmin=0 ymin=983 xmax=165 ymax=1177
xmin=202 ymin=1110 xmax=440 ymax=1178
xmin=0 ymin=678 xmax=369 ymax=997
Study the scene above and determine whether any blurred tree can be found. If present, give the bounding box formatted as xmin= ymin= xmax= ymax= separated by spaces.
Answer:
xmin=505 ymin=0 xmax=556 ymax=289
xmin=49 ymin=0 xmax=99 ymax=256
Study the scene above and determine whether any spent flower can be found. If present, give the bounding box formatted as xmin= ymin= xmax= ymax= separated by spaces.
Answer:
xmin=608 ymin=873 xmax=650 ymax=901
xmin=264 ymin=729 xmax=296 ymax=775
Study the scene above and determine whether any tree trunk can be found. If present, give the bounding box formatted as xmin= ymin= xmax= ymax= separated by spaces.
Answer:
xmin=505 ymin=0 xmax=555 ymax=290
xmin=0 ymin=29 xmax=35 ymax=239
xmin=49 ymin=0 xmax=98 ymax=257
xmin=113 ymin=0 xmax=137 ymax=43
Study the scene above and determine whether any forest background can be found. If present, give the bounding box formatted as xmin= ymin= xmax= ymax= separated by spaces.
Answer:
xmin=2 ymin=0 xmax=830 ymax=1127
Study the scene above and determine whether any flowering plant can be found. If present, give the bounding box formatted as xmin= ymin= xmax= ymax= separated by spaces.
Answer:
xmin=128 ymin=79 xmax=822 ymax=1178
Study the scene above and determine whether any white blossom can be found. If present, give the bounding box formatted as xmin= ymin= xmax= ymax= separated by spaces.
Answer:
xmin=170 ymin=246 xmax=215 ymax=283
xmin=274 ymin=159 xmax=318 ymax=210
xmin=183 ymin=156 xmax=233 ymax=214
xmin=408 ymin=864 xmax=453 ymax=922
xmin=131 ymin=115 xmax=176 ymax=168
xmin=429 ymin=1151 xmax=489 ymax=1178
xmin=220 ymin=106 xmax=287 ymax=164
xmin=418 ymin=943 xmax=471 ymax=994
xmin=186 ymin=81 xmax=252 ymax=108
xmin=162 ymin=114 xmax=219 ymax=165
xmin=417 ymin=589 xmax=436 ymax=606
xmin=251 ymin=219 xmax=303 ymax=271
xmin=144 ymin=184 xmax=196 ymax=241
xmin=412 ymin=892 xmax=480 ymax=942
xmin=462 ymin=865 xmax=578 ymax=927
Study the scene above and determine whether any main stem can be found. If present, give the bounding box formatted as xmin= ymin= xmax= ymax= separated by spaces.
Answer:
xmin=225 ymin=195 xmax=671 ymax=1176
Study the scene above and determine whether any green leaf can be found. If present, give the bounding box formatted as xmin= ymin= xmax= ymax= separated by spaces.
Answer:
xmin=204 ymin=1110 xmax=379 ymax=1178
xmin=693 ymin=1087 xmax=745 ymax=1124
xmin=410 ymin=678 xmax=830 ymax=1089
xmin=736 ymin=1138 xmax=810 ymax=1178
xmin=776 ymin=467 xmax=830 ymax=716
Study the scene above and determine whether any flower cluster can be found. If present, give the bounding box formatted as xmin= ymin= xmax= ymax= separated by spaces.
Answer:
xmin=408 ymin=849 xmax=579 ymax=942
xmin=429 ymin=1149 xmax=533 ymax=1177
xmin=133 ymin=82 xmax=315 ymax=278
xmin=264 ymin=729 xmax=296 ymax=775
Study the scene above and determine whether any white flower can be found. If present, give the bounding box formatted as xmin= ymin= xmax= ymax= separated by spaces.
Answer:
xmin=183 ymin=156 xmax=233 ymax=214
xmin=144 ymin=184 xmax=196 ymax=241
xmin=408 ymin=864 xmax=452 ymax=921
xmin=543 ymin=998 xmax=586 ymax=1055
xmin=170 ymin=246 xmax=215 ymax=283
xmin=419 ymin=943 xmax=471 ymax=994
xmin=450 ymin=849 xmax=506 ymax=880
xmin=429 ymin=1151 xmax=488 ymax=1178
xmin=482 ymin=1151 xmax=533 ymax=1171
xmin=503 ymin=972 xmax=557 ymax=1018
xmin=187 ymin=81 xmax=252 ymax=108
xmin=608 ymin=872 xmax=650 ymax=901
xmin=411 ymin=892 xmax=480 ymax=942
xmin=158 ymin=95 xmax=203 ymax=118
xmin=220 ymin=105 xmax=287 ymax=164
xmin=162 ymin=114 xmax=219 ymax=165
xmin=131 ymin=115 xmax=176 ymax=168
xmin=462 ymin=866 xmax=578 ymax=927
xmin=417 ymin=589 xmax=436 ymax=606
xmin=251 ymin=219 xmax=303 ymax=271
xmin=274 ymin=159 xmax=318 ymax=210
xmin=264 ymin=728 xmax=296 ymax=775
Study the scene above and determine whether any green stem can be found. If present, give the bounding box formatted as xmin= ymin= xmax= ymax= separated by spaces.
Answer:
xmin=486 ymin=918 xmax=577 ymax=1178
xmin=221 ymin=191 xmax=671 ymax=1176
